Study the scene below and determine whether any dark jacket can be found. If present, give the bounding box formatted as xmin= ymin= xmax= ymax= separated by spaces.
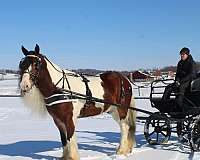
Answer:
xmin=175 ymin=55 xmax=197 ymax=84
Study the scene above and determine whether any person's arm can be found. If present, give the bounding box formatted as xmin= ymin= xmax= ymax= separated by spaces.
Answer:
xmin=175 ymin=62 xmax=181 ymax=82
xmin=180 ymin=61 xmax=196 ymax=83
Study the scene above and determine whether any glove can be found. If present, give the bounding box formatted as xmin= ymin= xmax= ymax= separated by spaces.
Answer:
xmin=175 ymin=81 xmax=180 ymax=87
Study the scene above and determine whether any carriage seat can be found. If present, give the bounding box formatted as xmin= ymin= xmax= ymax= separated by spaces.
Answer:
xmin=151 ymin=97 xmax=176 ymax=113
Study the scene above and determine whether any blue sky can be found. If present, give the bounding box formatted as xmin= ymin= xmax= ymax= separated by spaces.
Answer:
xmin=0 ymin=0 xmax=200 ymax=71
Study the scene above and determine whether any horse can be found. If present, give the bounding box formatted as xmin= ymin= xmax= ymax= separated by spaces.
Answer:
xmin=19 ymin=44 xmax=136 ymax=160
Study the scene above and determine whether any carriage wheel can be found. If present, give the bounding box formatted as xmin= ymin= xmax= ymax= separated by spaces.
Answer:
xmin=191 ymin=117 xmax=200 ymax=151
xmin=144 ymin=113 xmax=171 ymax=145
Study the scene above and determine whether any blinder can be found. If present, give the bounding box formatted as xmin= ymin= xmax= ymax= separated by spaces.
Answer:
xmin=19 ymin=57 xmax=32 ymax=70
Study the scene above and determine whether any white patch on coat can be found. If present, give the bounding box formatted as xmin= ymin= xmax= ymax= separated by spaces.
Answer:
xmin=20 ymin=66 xmax=33 ymax=93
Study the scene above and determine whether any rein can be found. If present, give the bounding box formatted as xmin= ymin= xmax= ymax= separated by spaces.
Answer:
xmin=58 ymin=88 xmax=155 ymax=115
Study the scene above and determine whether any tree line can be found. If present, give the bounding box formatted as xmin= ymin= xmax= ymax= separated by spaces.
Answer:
xmin=0 ymin=61 xmax=199 ymax=75
xmin=161 ymin=61 xmax=200 ymax=72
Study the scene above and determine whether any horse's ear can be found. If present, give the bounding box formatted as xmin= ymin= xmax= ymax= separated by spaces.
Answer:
xmin=35 ymin=44 xmax=40 ymax=54
xmin=21 ymin=46 xmax=29 ymax=56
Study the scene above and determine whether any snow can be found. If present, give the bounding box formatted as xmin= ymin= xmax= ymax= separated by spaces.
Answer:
xmin=0 ymin=74 xmax=200 ymax=160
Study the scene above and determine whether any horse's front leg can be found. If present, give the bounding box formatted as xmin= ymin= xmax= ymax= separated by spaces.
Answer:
xmin=116 ymin=120 xmax=132 ymax=155
xmin=54 ymin=118 xmax=79 ymax=160
xmin=61 ymin=117 xmax=79 ymax=160
xmin=62 ymin=132 xmax=79 ymax=160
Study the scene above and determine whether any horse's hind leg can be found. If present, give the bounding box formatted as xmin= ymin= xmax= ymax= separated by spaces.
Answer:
xmin=127 ymin=106 xmax=136 ymax=150
xmin=127 ymin=123 xmax=136 ymax=151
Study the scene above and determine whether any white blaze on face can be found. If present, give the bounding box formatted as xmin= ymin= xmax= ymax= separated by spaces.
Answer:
xmin=20 ymin=65 xmax=33 ymax=94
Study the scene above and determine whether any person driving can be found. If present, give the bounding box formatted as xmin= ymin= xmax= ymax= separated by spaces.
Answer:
xmin=162 ymin=47 xmax=197 ymax=109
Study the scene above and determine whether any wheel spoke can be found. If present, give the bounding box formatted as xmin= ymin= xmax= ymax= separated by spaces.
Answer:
xmin=160 ymin=123 xmax=166 ymax=128
xmin=150 ymin=120 xmax=155 ymax=127
xmin=161 ymin=131 xmax=167 ymax=137
xmin=149 ymin=131 xmax=156 ymax=137
xmin=157 ymin=132 xmax=159 ymax=142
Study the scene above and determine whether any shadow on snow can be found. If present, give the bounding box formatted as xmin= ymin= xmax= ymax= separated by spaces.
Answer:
xmin=0 ymin=140 xmax=61 ymax=159
xmin=0 ymin=131 xmax=195 ymax=159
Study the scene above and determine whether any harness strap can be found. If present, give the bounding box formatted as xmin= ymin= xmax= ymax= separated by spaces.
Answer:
xmin=55 ymin=70 xmax=72 ymax=94
xmin=80 ymin=74 xmax=93 ymax=104
xmin=44 ymin=93 xmax=77 ymax=107
xmin=55 ymin=76 xmax=63 ymax=87
xmin=62 ymin=70 xmax=71 ymax=91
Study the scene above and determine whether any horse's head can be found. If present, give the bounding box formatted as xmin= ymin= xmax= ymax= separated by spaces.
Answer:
xmin=19 ymin=44 xmax=47 ymax=95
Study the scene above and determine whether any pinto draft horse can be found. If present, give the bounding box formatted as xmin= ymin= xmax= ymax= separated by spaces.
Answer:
xmin=19 ymin=44 xmax=136 ymax=160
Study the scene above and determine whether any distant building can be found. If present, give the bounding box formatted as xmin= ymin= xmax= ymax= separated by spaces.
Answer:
xmin=128 ymin=70 xmax=154 ymax=82
xmin=152 ymin=69 xmax=162 ymax=80
xmin=151 ymin=70 xmax=175 ymax=80
xmin=168 ymin=71 xmax=175 ymax=79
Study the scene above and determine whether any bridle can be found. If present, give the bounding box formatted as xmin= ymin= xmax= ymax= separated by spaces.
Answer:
xmin=19 ymin=54 xmax=42 ymax=87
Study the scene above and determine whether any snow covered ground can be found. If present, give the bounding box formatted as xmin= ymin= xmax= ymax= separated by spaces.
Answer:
xmin=0 ymin=74 xmax=200 ymax=160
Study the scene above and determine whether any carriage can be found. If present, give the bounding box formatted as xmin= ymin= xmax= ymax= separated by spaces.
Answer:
xmin=140 ymin=75 xmax=200 ymax=151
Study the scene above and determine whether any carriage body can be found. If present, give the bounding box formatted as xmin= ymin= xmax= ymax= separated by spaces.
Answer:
xmin=144 ymin=76 xmax=200 ymax=151
xmin=150 ymin=77 xmax=200 ymax=116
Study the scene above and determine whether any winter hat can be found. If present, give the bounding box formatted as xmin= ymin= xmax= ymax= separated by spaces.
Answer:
xmin=180 ymin=47 xmax=190 ymax=55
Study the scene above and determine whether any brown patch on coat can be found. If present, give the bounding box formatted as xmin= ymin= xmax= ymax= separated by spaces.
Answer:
xmin=100 ymin=71 xmax=132 ymax=120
